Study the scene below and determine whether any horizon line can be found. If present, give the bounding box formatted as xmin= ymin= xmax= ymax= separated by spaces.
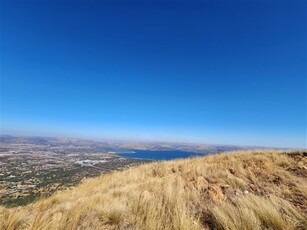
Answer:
xmin=0 ymin=133 xmax=302 ymax=150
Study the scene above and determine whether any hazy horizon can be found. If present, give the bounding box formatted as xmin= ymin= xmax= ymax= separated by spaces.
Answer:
xmin=0 ymin=131 xmax=303 ymax=149
xmin=1 ymin=0 xmax=306 ymax=149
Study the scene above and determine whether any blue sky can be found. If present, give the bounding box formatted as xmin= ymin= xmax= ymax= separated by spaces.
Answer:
xmin=0 ymin=0 xmax=306 ymax=148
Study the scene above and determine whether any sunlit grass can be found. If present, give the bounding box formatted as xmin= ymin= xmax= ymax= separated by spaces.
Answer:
xmin=0 ymin=150 xmax=306 ymax=229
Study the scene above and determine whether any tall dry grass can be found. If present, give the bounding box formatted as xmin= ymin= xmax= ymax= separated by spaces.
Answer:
xmin=0 ymin=150 xmax=306 ymax=230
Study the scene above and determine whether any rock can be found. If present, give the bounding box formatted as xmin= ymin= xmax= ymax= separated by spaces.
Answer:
xmin=235 ymin=189 xmax=243 ymax=196
xmin=52 ymin=212 xmax=63 ymax=222
xmin=185 ymin=181 xmax=195 ymax=190
xmin=196 ymin=176 xmax=209 ymax=190
xmin=220 ymin=184 xmax=230 ymax=188
xmin=209 ymin=185 xmax=226 ymax=202
xmin=289 ymin=181 xmax=297 ymax=187
xmin=140 ymin=190 xmax=153 ymax=200
xmin=249 ymin=184 xmax=256 ymax=191
xmin=223 ymin=187 xmax=235 ymax=198
xmin=205 ymin=177 xmax=216 ymax=184
xmin=243 ymin=190 xmax=249 ymax=195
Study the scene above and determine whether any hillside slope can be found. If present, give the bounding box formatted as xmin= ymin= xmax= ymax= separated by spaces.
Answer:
xmin=1 ymin=150 xmax=307 ymax=230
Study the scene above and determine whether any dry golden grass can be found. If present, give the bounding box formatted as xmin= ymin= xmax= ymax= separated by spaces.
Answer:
xmin=0 ymin=150 xmax=306 ymax=230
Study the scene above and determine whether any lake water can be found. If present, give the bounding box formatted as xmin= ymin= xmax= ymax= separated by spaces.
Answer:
xmin=117 ymin=149 xmax=205 ymax=160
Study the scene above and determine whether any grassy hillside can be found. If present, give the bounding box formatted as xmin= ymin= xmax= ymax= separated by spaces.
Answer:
xmin=1 ymin=150 xmax=306 ymax=230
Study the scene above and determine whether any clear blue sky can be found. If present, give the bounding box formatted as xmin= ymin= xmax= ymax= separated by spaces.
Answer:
xmin=0 ymin=0 xmax=306 ymax=148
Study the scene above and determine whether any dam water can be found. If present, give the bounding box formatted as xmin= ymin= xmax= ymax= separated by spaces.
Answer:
xmin=117 ymin=149 xmax=205 ymax=160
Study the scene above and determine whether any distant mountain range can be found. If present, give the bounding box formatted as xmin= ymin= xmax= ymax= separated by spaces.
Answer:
xmin=0 ymin=134 xmax=284 ymax=154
